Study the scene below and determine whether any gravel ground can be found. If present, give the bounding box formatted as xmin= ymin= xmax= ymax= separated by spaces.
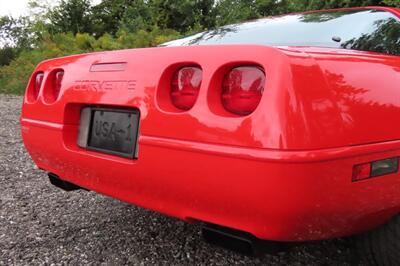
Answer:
xmin=0 ymin=95 xmax=358 ymax=265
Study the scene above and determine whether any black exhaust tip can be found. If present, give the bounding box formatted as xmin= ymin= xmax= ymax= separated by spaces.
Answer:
xmin=48 ymin=173 xmax=84 ymax=191
xmin=202 ymin=223 xmax=283 ymax=256
xmin=202 ymin=223 xmax=256 ymax=255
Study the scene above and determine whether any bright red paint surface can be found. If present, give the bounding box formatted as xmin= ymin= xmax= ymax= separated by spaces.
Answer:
xmin=21 ymin=7 xmax=400 ymax=241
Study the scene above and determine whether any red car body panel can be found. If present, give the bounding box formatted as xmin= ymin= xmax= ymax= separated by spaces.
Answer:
xmin=21 ymin=7 xmax=400 ymax=241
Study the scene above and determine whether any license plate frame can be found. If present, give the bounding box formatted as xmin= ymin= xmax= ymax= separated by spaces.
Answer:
xmin=78 ymin=107 xmax=140 ymax=159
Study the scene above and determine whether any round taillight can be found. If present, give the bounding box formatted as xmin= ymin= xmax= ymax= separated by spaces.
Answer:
xmin=53 ymin=70 xmax=64 ymax=100
xmin=28 ymin=72 xmax=44 ymax=102
xmin=171 ymin=66 xmax=202 ymax=110
xmin=43 ymin=69 xmax=64 ymax=103
xmin=222 ymin=66 xmax=265 ymax=115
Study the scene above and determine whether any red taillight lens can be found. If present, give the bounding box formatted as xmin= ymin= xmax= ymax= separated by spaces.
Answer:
xmin=43 ymin=69 xmax=64 ymax=103
xmin=32 ymin=72 xmax=44 ymax=100
xmin=171 ymin=66 xmax=202 ymax=110
xmin=222 ymin=66 xmax=265 ymax=115
xmin=53 ymin=70 xmax=64 ymax=100
xmin=352 ymin=163 xmax=371 ymax=181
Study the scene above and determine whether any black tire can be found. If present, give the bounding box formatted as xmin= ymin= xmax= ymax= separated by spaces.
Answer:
xmin=356 ymin=215 xmax=400 ymax=266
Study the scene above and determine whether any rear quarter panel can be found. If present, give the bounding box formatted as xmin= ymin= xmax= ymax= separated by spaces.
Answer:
xmin=282 ymin=47 xmax=400 ymax=149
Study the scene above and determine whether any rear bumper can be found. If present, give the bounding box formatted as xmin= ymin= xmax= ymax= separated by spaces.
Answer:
xmin=21 ymin=118 xmax=400 ymax=241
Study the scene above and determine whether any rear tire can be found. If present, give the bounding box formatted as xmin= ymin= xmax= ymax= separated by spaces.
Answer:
xmin=356 ymin=215 xmax=400 ymax=266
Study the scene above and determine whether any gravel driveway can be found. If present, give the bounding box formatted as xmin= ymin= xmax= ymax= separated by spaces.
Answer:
xmin=0 ymin=95 xmax=357 ymax=265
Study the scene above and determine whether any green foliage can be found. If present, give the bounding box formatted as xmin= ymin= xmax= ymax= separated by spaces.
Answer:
xmin=214 ymin=0 xmax=260 ymax=26
xmin=1 ymin=0 xmax=399 ymax=95
xmin=0 ymin=16 xmax=31 ymax=49
xmin=0 ymin=47 xmax=16 ymax=66
xmin=91 ymin=0 xmax=136 ymax=36
xmin=149 ymin=0 xmax=216 ymax=31
xmin=48 ymin=0 xmax=93 ymax=35
xmin=120 ymin=0 xmax=156 ymax=33
xmin=383 ymin=0 xmax=400 ymax=7
xmin=0 ymin=16 xmax=16 ymax=46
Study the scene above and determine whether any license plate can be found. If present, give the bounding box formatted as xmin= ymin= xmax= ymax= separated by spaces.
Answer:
xmin=78 ymin=107 xmax=140 ymax=158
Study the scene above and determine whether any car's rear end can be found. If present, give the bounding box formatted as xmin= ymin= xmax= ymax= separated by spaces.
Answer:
xmin=21 ymin=7 xmax=400 ymax=262
xmin=20 ymin=40 xmax=400 ymax=245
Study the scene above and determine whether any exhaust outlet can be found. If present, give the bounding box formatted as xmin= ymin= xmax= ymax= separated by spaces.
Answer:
xmin=202 ymin=223 xmax=283 ymax=256
xmin=202 ymin=223 xmax=257 ymax=255
xmin=48 ymin=173 xmax=84 ymax=191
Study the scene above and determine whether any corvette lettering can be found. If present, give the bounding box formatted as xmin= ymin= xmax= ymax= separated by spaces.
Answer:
xmin=73 ymin=80 xmax=136 ymax=91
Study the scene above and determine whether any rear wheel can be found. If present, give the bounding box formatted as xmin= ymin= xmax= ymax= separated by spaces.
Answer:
xmin=356 ymin=215 xmax=400 ymax=266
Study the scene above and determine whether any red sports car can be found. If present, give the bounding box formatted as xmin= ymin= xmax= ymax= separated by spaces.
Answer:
xmin=21 ymin=6 xmax=400 ymax=264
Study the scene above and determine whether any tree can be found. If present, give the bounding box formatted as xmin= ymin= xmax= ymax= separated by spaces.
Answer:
xmin=0 ymin=16 xmax=16 ymax=47
xmin=149 ymin=0 xmax=216 ymax=32
xmin=383 ymin=0 xmax=400 ymax=7
xmin=0 ymin=16 xmax=29 ymax=47
xmin=0 ymin=47 xmax=16 ymax=66
xmin=119 ymin=0 xmax=155 ymax=33
xmin=0 ymin=15 xmax=31 ymax=66
xmin=91 ymin=0 xmax=136 ymax=36
xmin=48 ymin=0 xmax=93 ymax=35
xmin=213 ymin=0 xmax=259 ymax=26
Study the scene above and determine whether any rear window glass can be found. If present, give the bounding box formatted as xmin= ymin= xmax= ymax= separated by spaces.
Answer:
xmin=163 ymin=9 xmax=400 ymax=56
